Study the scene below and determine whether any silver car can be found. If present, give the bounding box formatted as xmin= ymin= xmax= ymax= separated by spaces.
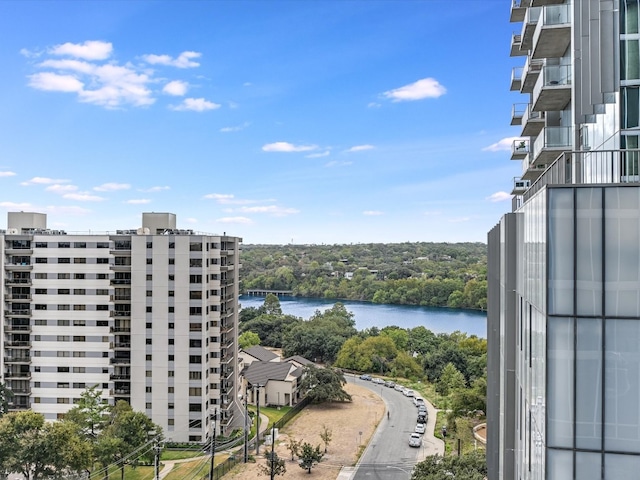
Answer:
xmin=409 ymin=433 xmax=422 ymax=447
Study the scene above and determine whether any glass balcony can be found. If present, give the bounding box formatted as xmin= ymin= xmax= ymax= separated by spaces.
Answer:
xmin=531 ymin=0 xmax=566 ymax=6
xmin=532 ymin=126 xmax=572 ymax=165
xmin=510 ymin=0 xmax=526 ymax=23
xmin=521 ymin=104 xmax=545 ymax=136
xmin=511 ymin=33 xmax=525 ymax=57
xmin=511 ymin=177 xmax=531 ymax=195
xmin=532 ymin=64 xmax=572 ymax=111
xmin=520 ymin=7 xmax=541 ymax=51
xmin=511 ymin=139 xmax=530 ymax=160
xmin=511 ymin=67 xmax=523 ymax=91
xmin=532 ymin=4 xmax=571 ymax=59
xmin=512 ymin=104 xmax=527 ymax=126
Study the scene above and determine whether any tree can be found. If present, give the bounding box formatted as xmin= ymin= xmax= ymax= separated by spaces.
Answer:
xmin=0 ymin=382 xmax=12 ymax=417
xmin=64 ymin=384 xmax=110 ymax=439
xmin=287 ymin=437 xmax=301 ymax=461
xmin=258 ymin=452 xmax=286 ymax=477
xmin=319 ymin=424 xmax=332 ymax=453
xmin=411 ymin=450 xmax=487 ymax=479
xmin=0 ymin=411 xmax=91 ymax=480
xmin=298 ymin=442 xmax=323 ymax=474
xmin=436 ymin=363 xmax=466 ymax=396
xmin=299 ymin=365 xmax=352 ymax=404
xmin=239 ymin=331 xmax=261 ymax=349
xmin=263 ymin=293 xmax=283 ymax=315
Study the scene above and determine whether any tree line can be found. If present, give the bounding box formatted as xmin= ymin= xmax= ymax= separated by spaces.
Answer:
xmin=241 ymin=242 xmax=488 ymax=310
xmin=0 ymin=386 xmax=161 ymax=480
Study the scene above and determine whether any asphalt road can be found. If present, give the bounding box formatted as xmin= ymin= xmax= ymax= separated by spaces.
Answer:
xmin=345 ymin=375 xmax=443 ymax=480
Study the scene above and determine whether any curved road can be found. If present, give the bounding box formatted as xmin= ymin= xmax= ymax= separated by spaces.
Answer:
xmin=343 ymin=375 xmax=443 ymax=479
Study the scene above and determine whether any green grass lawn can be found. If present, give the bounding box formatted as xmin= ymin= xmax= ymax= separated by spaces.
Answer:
xmin=161 ymin=449 xmax=206 ymax=461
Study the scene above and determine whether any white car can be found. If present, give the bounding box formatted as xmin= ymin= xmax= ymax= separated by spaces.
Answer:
xmin=413 ymin=396 xmax=424 ymax=407
xmin=394 ymin=384 xmax=404 ymax=392
xmin=415 ymin=423 xmax=426 ymax=434
xmin=404 ymin=389 xmax=415 ymax=398
xmin=409 ymin=433 xmax=422 ymax=447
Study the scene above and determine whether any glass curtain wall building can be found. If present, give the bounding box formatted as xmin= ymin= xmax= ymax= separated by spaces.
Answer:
xmin=488 ymin=1 xmax=640 ymax=479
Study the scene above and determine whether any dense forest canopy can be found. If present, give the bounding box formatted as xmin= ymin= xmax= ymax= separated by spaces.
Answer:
xmin=240 ymin=242 xmax=487 ymax=310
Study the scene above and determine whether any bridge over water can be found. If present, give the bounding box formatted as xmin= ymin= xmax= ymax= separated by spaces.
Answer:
xmin=245 ymin=289 xmax=293 ymax=297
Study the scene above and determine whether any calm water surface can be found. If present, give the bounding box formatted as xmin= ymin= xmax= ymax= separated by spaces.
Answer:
xmin=239 ymin=295 xmax=486 ymax=338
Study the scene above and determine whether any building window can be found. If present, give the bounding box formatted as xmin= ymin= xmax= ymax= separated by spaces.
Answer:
xmin=146 ymin=402 xmax=152 ymax=409
xmin=169 ymin=242 xmax=175 ymax=249
xmin=74 ymin=242 xmax=86 ymax=248
xmin=73 ymin=289 xmax=86 ymax=295
xmin=73 ymin=367 xmax=86 ymax=373
xmin=190 ymin=275 xmax=202 ymax=284
xmin=146 ymin=322 xmax=152 ymax=329
xmin=168 ymin=307 xmax=175 ymax=313
xmin=189 ymin=355 xmax=202 ymax=364
xmin=168 ymin=323 xmax=174 ymax=329
xmin=96 ymin=305 xmax=108 ymax=311
xmin=97 ymin=258 xmax=109 ymax=264
xmin=168 ymin=371 xmax=174 ymax=377
xmin=146 ymin=371 xmax=152 ymax=377
xmin=146 ymin=242 xmax=153 ymax=249
xmin=168 ymin=419 xmax=174 ymax=426
xmin=57 ymin=398 xmax=70 ymax=404
xmin=58 ymin=367 xmax=70 ymax=372
xmin=189 ymin=307 xmax=202 ymax=315
xmin=96 ymin=242 xmax=109 ymax=249
xmin=189 ymin=291 xmax=202 ymax=300
xmin=57 ymin=319 xmax=70 ymax=326
xmin=57 ymin=305 xmax=69 ymax=311
xmin=189 ymin=242 xmax=202 ymax=251
xmin=168 ymin=387 xmax=174 ymax=393
xmin=35 ymin=242 xmax=48 ymax=248
xmin=96 ymin=273 xmax=108 ymax=279
xmin=168 ymin=339 xmax=174 ymax=345
xmin=168 ymin=290 xmax=174 ymax=297
xmin=58 ymin=289 xmax=70 ymax=295
xmin=168 ymin=274 xmax=175 ymax=281
xmin=73 ymin=258 xmax=86 ymax=264
xmin=73 ymin=336 xmax=86 ymax=342
xmin=34 ymin=273 xmax=47 ymax=279
xmin=168 ymin=403 xmax=174 ymax=409
xmin=190 ymin=259 xmax=202 ymax=267
xmin=146 ymin=290 xmax=152 ymax=297
xmin=146 ymin=274 xmax=153 ymax=281
xmin=146 ymin=306 xmax=152 ymax=313
xmin=146 ymin=339 xmax=152 ymax=345
xmin=168 ymin=355 xmax=174 ymax=361
xmin=189 ymin=372 xmax=202 ymax=380
xmin=73 ymin=320 xmax=85 ymax=326
xmin=58 ymin=258 xmax=70 ymax=264
xmin=189 ymin=387 xmax=202 ymax=396
xmin=189 ymin=339 xmax=202 ymax=348
xmin=35 ymin=258 xmax=47 ymax=264
xmin=146 ymin=387 xmax=152 ymax=393
xmin=146 ymin=258 xmax=153 ymax=265
xmin=168 ymin=258 xmax=175 ymax=265
xmin=73 ymin=305 xmax=86 ymax=311
xmin=189 ymin=403 xmax=202 ymax=412
xmin=58 ymin=242 xmax=70 ymax=248
xmin=73 ymin=352 xmax=86 ymax=357
xmin=96 ymin=289 xmax=108 ymax=295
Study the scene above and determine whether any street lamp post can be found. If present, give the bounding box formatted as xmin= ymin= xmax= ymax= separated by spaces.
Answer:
xmin=208 ymin=409 xmax=218 ymax=480
xmin=238 ymin=390 xmax=249 ymax=463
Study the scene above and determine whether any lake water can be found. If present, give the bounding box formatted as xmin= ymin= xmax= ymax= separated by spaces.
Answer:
xmin=239 ymin=295 xmax=487 ymax=338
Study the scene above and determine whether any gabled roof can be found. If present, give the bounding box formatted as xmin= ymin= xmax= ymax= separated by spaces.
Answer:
xmin=243 ymin=345 xmax=280 ymax=362
xmin=283 ymin=355 xmax=314 ymax=367
xmin=244 ymin=361 xmax=297 ymax=386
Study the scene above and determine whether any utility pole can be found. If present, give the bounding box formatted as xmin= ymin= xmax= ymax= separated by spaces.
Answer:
xmin=243 ymin=389 xmax=249 ymax=463
xmin=153 ymin=437 xmax=161 ymax=480
xmin=270 ymin=423 xmax=276 ymax=480
xmin=209 ymin=409 xmax=217 ymax=480
xmin=255 ymin=384 xmax=264 ymax=456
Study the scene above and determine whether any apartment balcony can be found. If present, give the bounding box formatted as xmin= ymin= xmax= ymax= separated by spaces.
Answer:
xmin=4 ymin=323 xmax=31 ymax=333
xmin=109 ymin=264 xmax=131 ymax=271
xmin=520 ymin=7 xmax=541 ymax=52
xmin=113 ymin=342 xmax=131 ymax=349
xmin=510 ymin=67 xmax=523 ymax=91
xmin=5 ymin=309 xmax=31 ymax=317
xmin=521 ymin=58 xmax=544 ymax=94
xmin=5 ymin=263 xmax=32 ymax=271
xmin=110 ymin=311 xmax=131 ymax=318
xmin=510 ymin=0 xmax=526 ymax=22
xmin=531 ymin=0 xmax=565 ymax=6
xmin=5 ymin=371 xmax=31 ymax=379
xmin=4 ymin=355 xmax=31 ymax=363
xmin=522 ymin=163 xmax=548 ymax=181
xmin=511 ymin=139 xmax=530 ymax=160
xmin=110 ymin=294 xmax=131 ymax=302
xmin=7 ymin=293 xmax=31 ymax=301
xmin=110 ymin=374 xmax=131 ymax=380
xmin=4 ymin=247 xmax=32 ymax=255
xmin=109 ymin=248 xmax=131 ymax=255
xmin=510 ymin=33 xmax=526 ymax=57
xmin=511 ymin=104 xmax=527 ymax=126
xmin=511 ymin=178 xmax=531 ymax=196
xmin=5 ymin=278 xmax=31 ymax=286
xmin=532 ymin=64 xmax=571 ymax=111
xmin=110 ymin=279 xmax=131 ymax=285
xmin=531 ymin=126 xmax=572 ymax=166
xmin=6 ymin=340 xmax=30 ymax=348
xmin=521 ymin=105 xmax=545 ymax=136
xmin=114 ymin=387 xmax=131 ymax=395
xmin=531 ymin=4 xmax=570 ymax=59
xmin=110 ymin=327 xmax=131 ymax=333
xmin=110 ymin=358 xmax=131 ymax=365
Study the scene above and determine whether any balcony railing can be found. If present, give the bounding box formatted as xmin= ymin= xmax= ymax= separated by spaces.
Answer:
xmin=512 ymin=139 xmax=530 ymax=160
xmin=511 ymin=103 xmax=527 ymax=126
xmin=510 ymin=0 xmax=526 ymax=23
xmin=521 ymin=150 xmax=640 ymax=206
xmin=532 ymin=64 xmax=572 ymax=111
xmin=510 ymin=67 xmax=523 ymax=91
xmin=532 ymin=4 xmax=571 ymax=59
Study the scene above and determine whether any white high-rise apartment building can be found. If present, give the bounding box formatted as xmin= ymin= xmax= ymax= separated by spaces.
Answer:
xmin=0 ymin=212 xmax=242 ymax=442
xmin=488 ymin=1 xmax=640 ymax=479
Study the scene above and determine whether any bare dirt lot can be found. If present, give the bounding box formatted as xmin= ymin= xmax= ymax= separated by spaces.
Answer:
xmin=226 ymin=382 xmax=385 ymax=479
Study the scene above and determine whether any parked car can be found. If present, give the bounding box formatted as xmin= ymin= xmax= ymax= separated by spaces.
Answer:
xmin=372 ymin=377 xmax=385 ymax=384
xmin=394 ymin=384 xmax=404 ymax=392
xmin=417 ymin=413 xmax=427 ymax=424
xmin=359 ymin=374 xmax=372 ymax=381
xmin=385 ymin=381 xmax=396 ymax=388
xmin=409 ymin=433 xmax=422 ymax=447
xmin=413 ymin=396 xmax=424 ymax=407
xmin=415 ymin=423 xmax=426 ymax=434
xmin=418 ymin=405 xmax=427 ymax=415
xmin=404 ymin=389 xmax=415 ymax=397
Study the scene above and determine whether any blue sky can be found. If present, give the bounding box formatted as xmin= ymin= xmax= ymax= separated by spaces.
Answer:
xmin=0 ymin=0 xmax=520 ymax=244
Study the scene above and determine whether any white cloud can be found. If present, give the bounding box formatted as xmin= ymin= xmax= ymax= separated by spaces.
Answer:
xmin=28 ymin=72 xmax=84 ymax=92
xmin=486 ymin=191 xmax=512 ymax=202
xmin=125 ymin=199 xmax=151 ymax=204
xmin=325 ymin=160 xmax=353 ymax=167
xmin=423 ymin=210 xmax=442 ymax=216
xmin=20 ymin=48 xmax=41 ymax=59
xmin=216 ymin=216 xmax=253 ymax=224
xmin=306 ymin=151 xmax=330 ymax=158
xmin=62 ymin=192 xmax=105 ymax=202
xmin=185 ymin=217 xmax=198 ymax=224
xmin=93 ymin=182 xmax=131 ymax=192
xmin=21 ymin=177 xmax=70 ymax=186
xmin=0 ymin=201 xmax=32 ymax=209
xmin=171 ymin=98 xmax=220 ymax=111
xmin=363 ymin=210 xmax=384 ymax=216
xmin=45 ymin=184 xmax=78 ymax=194
xmin=142 ymin=51 xmax=201 ymax=68
xmin=237 ymin=205 xmax=299 ymax=216
xmin=262 ymin=142 xmax=318 ymax=153
xmin=220 ymin=122 xmax=250 ymax=133
xmin=32 ymin=58 xmax=154 ymax=108
xmin=50 ymin=40 xmax=113 ymax=60
xmin=139 ymin=186 xmax=170 ymax=193
xmin=0 ymin=171 xmax=17 ymax=177
xmin=368 ymin=102 xmax=382 ymax=108
xmin=203 ymin=193 xmax=235 ymax=202
xmin=163 ymin=80 xmax=188 ymax=96
xmin=345 ymin=145 xmax=374 ymax=153
xmin=482 ymin=136 xmax=522 ymax=152
xmin=243 ymin=82 xmax=252 ymax=87
xmin=383 ymin=77 xmax=446 ymax=101
xmin=448 ymin=217 xmax=471 ymax=223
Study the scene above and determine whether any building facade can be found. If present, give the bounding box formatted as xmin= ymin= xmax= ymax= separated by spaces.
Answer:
xmin=488 ymin=1 xmax=640 ymax=479
xmin=0 ymin=212 xmax=242 ymax=442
